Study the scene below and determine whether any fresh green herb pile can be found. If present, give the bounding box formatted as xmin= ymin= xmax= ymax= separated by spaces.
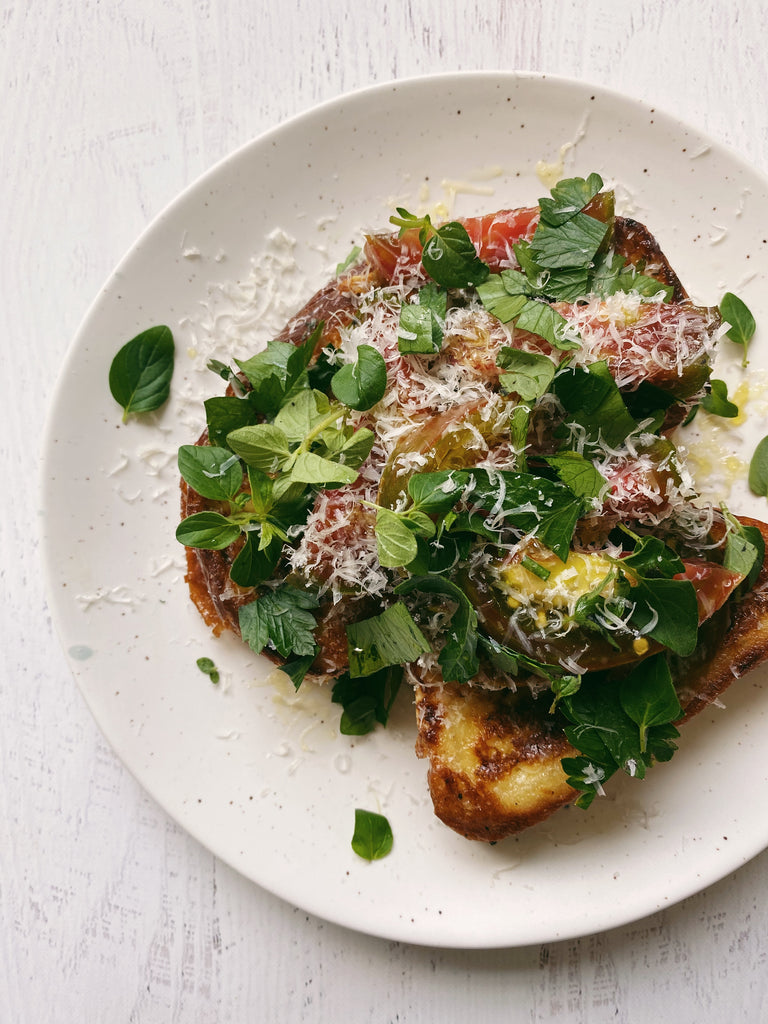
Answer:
xmin=174 ymin=174 xmax=761 ymax=811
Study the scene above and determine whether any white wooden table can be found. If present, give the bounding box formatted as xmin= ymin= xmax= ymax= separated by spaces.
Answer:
xmin=6 ymin=1 xmax=768 ymax=1019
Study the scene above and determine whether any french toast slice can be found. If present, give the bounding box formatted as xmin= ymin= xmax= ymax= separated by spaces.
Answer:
xmin=413 ymin=518 xmax=768 ymax=842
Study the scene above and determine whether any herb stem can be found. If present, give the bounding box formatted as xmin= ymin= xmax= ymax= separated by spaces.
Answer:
xmin=298 ymin=403 xmax=348 ymax=451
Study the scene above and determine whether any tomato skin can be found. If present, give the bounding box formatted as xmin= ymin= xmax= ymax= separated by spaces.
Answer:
xmin=363 ymin=228 xmax=424 ymax=286
xmin=296 ymin=484 xmax=377 ymax=586
xmin=363 ymin=193 xmax=618 ymax=286
xmin=510 ymin=300 xmax=716 ymax=402
xmin=554 ymin=300 xmax=717 ymax=398
xmin=275 ymin=272 xmax=368 ymax=353
xmin=376 ymin=399 xmax=518 ymax=509
xmin=364 ymin=206 xmax=540 ymax=285
xmin=461 ymin=207 xmax=540 ymax=270
xmin=678 ymin=561 xmax=743 ymax=622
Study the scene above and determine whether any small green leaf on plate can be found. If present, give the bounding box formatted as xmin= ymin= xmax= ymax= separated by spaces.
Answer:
xmin=196 ymin=656 xmax=220 ymax=684
xmin=109 ymin=325 xmax=175 ymax=421
xmin=351 ymin=808 xmax=393 ymax=860
xmin=720 ymin=292 xmax=755 ymax=366
xmin=749 ymin=435 xmax=768 ymax=497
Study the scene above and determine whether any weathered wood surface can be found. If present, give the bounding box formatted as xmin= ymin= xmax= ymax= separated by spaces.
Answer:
xmin=5 ymin=0 xmax=768 ymax=1019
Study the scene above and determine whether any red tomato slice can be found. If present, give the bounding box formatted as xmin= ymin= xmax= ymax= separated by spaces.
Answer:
xmin=552 ymin=300 xmax=718 ymax=396
xmin=364 ymin=206 xmax=540 ymax=284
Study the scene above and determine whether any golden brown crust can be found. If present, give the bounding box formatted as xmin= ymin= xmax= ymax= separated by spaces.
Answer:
xmin=414 ymin=683 xmax=577 ymax=841
xmin=613 ymin=216 xmax=688 ymax=303
xmin=179 ymin=269 xmax=372 ymax=667
xmin=275 ymin=266 xmax=372 ymax=352
xmin=181 ymin=476 xmax=252 ymax=636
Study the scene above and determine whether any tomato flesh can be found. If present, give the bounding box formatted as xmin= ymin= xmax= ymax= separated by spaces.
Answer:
xmin=364 ymin=206 xmax=540 ymax=285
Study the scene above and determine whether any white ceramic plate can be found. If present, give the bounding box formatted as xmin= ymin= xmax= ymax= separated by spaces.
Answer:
xmin=41 ymin=71 xmax=768 ymax=948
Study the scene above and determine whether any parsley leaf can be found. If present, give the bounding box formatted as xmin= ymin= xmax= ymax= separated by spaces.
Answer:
xmin=610 ymin=537 xmax=699 ymax=657
xmin=226 ymin=423 xmax=293 ymax=472
xmin=332 ymin=666 xmax=402 ymax=735
xmin=238 ymin=587 xmax=319 ymax=659
xmin=515 ymin=299 xmax=578 ymax=350
xmin=537 ymin=173 xmax=604 ymax=227
xmin=476 ymin=274 xmax=530 ymax=323
xmin=178 ymin=445 xmax=243 ymax=502
xmin=562 ymin=674 xmax=640 ymax=771
xmin=422 ymin=221 xmax=490 ymax=288
xmin=477 ymin=271 xmax=575 ymax=349
xmin=478 ymin=634 xmax=579 ymax=692
xmin=590 ymin=251 xmax=673 ymax=300
xmin=701 ymin=379 xmax=738 ymax=418
xmin=396 ymin=575 xmax=479 ymax=684
xmin=496 ymin=348 xmax=557 ymax=402
xmin=463 ymin=468 xmax=585 ymax=560
xmin=175 ymin=512 xmax=241 ymax=550
xmin=552 ymin=361 xmax=640 ymax=449
xmin=630 ymin=577 xmax=699 ymax=657
xmin=560 ymin=654 xmax=683 ymax=805
xmin=406 ymin=471 xmax=467 ymax=515
xmin=722 ymin=507 xmax=764 ymax=589
xmin=398 ymin=283 xmax=447 ymax=354
xmin=273 ymin=388 xmax=331 ymax=443
xmin=405 ymin=467 xmax=585 ymax=561
xmin=280 ymin=654 xmax=317 ymax=690
xmin=619 ymin=655 xmax=681 ymax=753
xmin=544 ymin=451 xmax=608 ymax=500
xmin=346 ymin=602 xmax=430 ymax=678
xmin=375 ymin=508 xmax=420 ymax=568
xmin=229 ymin=533 xmax=283 ymax=588
xmin=291 ymin=450 xmax=360 ymax=487
xmin=749 ymin=435 xmax=768 ymax=497
xmin=390 ymin=208 xmax=490 ymax=288
xmin=560 ymin=756 xmax=613 ymax=809
xmin=619 ymin=535 xmax=684 ymax=578
xmin=236 ymin=327 xmax=318 ymax=418
xmin=620 ymin=380 xmax=677 ymax=429
xmin=204 ymin=393 xmax=260 ymax=449
xmin=528 ymin=211 xmax=609 ymax=270
xmin=196 ymin=657 xmax=220 ymax=684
